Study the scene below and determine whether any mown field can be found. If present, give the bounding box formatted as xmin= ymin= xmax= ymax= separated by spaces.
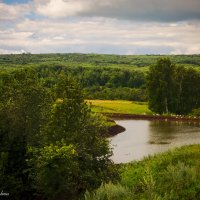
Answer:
xmin=85 ymin=144 xmax=200 ymax=200
xmin=87 ymin=100 xmax=152 ymax=115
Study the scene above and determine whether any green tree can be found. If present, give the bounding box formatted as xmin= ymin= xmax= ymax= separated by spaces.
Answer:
xmin=147 ymin=58 xmax=176 ymax=114
xmin=29 ymin=75 xmax=118 ymax=199
xmin=28 ymin=143 xmax=79 ymax=200
xmin=0 ymin=69 xmax=52 ymax=199
xmin=173 ymin=66 xmax=200 ymax=114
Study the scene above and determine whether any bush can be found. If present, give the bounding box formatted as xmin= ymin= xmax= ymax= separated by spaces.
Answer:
xmin=156 ymin=162 xmax=200 ymax=200
xmin=28 ymin=143 xmax=79 ymax=199
xmin=84 ymin=182 xmax=132 ymax=200
xmin=191 ymin=108 xmax=200 ymax=116
xmin=85 ymin=145 xmax=200 ymax=200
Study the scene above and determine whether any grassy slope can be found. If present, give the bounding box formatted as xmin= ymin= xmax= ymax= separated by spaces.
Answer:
xmin=85 ymin=144 xmax=200 ymax=200
xmin=87 ymin=100 xmax=152 ymax=115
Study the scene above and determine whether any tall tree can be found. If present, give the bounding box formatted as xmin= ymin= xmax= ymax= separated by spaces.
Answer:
xmin=0 ymin=69 xmax=52 ymax=199
xmin=175 ymin=67 xmax=200 ymax=114
xmin=29 ymin=75 xmax=117 ymax=199
xmin=147 ymin=58 xmax=176 ymax=114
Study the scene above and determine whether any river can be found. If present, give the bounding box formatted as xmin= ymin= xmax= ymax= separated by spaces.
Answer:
xmin=110 ymin=119 xmax=200 ymax=163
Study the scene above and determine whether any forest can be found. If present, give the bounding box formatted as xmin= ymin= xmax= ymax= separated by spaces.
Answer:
xmin=0 ymin=53 xmax=200 ymax=105
xmin=0 ymin=69 xmax=118 ymax=199
xmin=0 ymin=54 xmax=200 ymax=199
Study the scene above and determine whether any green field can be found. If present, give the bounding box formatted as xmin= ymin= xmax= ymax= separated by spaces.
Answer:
xmin=85 ymin=144 xmax=200 ymax=200
xmin=87 ymin=100 xmax=152 ymax=115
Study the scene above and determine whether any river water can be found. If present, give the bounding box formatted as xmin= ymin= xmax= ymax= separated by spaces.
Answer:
xmin=110 ymin=120 xmax=200 ymax=163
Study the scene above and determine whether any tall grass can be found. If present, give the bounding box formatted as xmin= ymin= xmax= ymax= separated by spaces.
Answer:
xmin=84 ymin=145 xmax=200 ymax=200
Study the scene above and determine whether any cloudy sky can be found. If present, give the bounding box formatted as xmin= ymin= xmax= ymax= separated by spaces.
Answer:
xmin=1 ymin=0 xmax=200 ymax=54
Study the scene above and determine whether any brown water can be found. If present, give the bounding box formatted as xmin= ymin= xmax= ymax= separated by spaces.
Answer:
xmin=110 ymin=120 xmax=200 ymax=163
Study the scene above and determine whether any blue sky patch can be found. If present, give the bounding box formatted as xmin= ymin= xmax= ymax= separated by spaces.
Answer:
xmin=3 ymin=0 xmax=30 ymax=4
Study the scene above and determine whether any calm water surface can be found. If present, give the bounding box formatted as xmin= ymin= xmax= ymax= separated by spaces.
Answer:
xmin=110 ymin=120 xmax=200 ymax=163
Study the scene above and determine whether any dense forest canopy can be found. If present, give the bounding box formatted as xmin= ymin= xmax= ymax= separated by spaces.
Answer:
xmin=0 ymin=53 xmax=199 ymax=111
xmin=0 ymin=53 xmax=200 ymax=68
xmin=0 ymin=69 xmax=117 ymax=200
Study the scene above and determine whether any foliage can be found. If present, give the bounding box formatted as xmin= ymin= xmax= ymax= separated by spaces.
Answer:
xmin=147 ymin=58 xmax=176 ymax=114
xmin=1 ymin=53 xmax=200 ymax=68
xmin=174 ymin=66 xmax=200 ymax=114
xmin=85 ymin=145 xmax=200 ymax=200
xmin=0 ymin=70 xmax=117 ymax=200
xmin=28 ymin=143 xmax=79 ymax=199
xmin=147 ymin=58 xmax=200 ymax=114
xmin=85 ymin=87 xmax=147 ymax=101
xmin=84 ymin=182 xmax=132 ymax=200
xmin=35 ymin=65 xmax=147 ymax=101
xmin=0 ymin=69 xmax=52 ymax=199
xmin=190 ymin=108 xmax=200 ymax=116
xmin=1 ymin=54 xmax=200 ymax=104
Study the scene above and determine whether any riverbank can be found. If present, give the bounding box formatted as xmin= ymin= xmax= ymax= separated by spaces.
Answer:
xmin=104 ymin=113 xmax=200 ymax=122
xmin=84 ymin=144 xmax=200 ymax=200
xmin=104 ymin=118 xmax=126 ymax=137
xmin=107 ymin=124 xmax=126 ymax=137
xmin=88 ymin=100 xmax=200 ymax=122
xmin=104 ymin=111 xmax=200 ymax=138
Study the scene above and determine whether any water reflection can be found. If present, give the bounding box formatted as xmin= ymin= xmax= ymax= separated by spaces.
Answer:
xmin=110 ymin=120 xmax=200 ymax=163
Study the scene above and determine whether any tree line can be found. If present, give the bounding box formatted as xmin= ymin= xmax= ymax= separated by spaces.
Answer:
xmin=1 ymin=53 xmax=200 ymax=67
xmin=36 ymin=65 xmax=147 ymax=101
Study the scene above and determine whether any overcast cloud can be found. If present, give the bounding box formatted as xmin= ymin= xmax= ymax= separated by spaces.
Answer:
xmin=35 ymin=0 xmax=200 ymax=22
xmin=0 ymin=0 xmax=200 ymax=54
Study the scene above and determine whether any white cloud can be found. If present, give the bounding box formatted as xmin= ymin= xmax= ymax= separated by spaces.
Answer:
xmin=35 ymin=0 xmax=88 ymax=18
xmin=33 ymin=0 xmax=200 ymax=22
xmin=0 ymin=2 xmax=30 ymax=21
xmin=0 ymin=0 xmax=200 ymax=54
xmin=0 ymin=17 xmax=199 ymax=54
xmin=53 ymin=36 xmax=65 ymax=40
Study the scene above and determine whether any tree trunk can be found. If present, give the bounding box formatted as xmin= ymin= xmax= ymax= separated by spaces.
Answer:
xmin=165 ymin=98 xmax=168 ymax=114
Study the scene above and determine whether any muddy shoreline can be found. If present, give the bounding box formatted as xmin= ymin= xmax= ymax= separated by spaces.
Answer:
xmin=103 ymin=113 xmax=200 ymax=122
xmin=105 ymin=113 xmax=200 ymax=137
xmin=107 ymin=124 xmax=126 ymax=137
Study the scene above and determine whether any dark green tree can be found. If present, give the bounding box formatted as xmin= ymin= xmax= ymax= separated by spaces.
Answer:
xmin=28 ymin=75 xmax=117 ymax=199
xmin=0 ymin=69 xmax=52 ymax=199
xmin=174 ymin=67 xmax=200 ymax=114
xmin=147 ymin=58 xmax=176 ymax=114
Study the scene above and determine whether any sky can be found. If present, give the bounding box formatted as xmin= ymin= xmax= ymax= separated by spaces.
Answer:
xmin=0 ymin=0 xmax=200 ymax=55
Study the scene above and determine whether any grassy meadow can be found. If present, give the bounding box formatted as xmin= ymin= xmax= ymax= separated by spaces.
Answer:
xmin=87 ymin=100 xmax=153 ymax=115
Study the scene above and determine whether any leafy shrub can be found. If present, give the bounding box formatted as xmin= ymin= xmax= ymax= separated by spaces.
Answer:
xmin=28 ymin=143 xmax=79 ymax=199
xmin=84 ymin=182 xmax=132 ymax=200
xmin=190 ymin=108 xmax=200 ymax=116
xmin=156 ymin=162 xmax=200 ymax=200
